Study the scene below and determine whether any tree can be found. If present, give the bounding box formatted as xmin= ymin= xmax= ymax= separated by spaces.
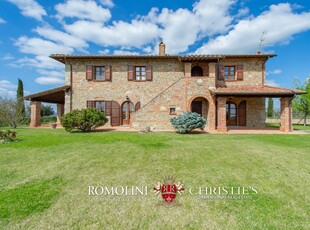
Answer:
xmin=0 ymin=97 xmax=26 ymax=128
xmin=16 ymin=78 xmax=26 ymax=118
xmin=41 ymin=104 xmax=54 ymax=117
xmin=293 ymin=77 xmax=310 ymax=126
xmin=267 ymin=98 xmax=274 ymax=118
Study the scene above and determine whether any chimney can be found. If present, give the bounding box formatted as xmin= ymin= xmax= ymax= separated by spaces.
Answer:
xmin=159 ymin=41 xmax=165 ymax=56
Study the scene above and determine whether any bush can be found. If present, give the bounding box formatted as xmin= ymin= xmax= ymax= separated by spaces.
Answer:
xmin=61 ymin=108 xmax=108 ymax=132
xmin=170 ymin=111 xmax=206 ymax=134
xmin=0 ymin=130 xmax=17 ymax=143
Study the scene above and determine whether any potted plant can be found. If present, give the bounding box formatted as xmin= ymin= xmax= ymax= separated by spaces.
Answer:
xmin=50 ymin=123 xmax=57 ymax=129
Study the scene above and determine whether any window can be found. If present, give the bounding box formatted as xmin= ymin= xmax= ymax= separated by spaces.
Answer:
xmin=224 ymin=66 xmax=235 ymax=80
xmin=135 ymin=66 xmax=146 ymax=81
xmin=191 ymin=66 xmax=203 ymax=76
xmin=94 ymin=66 xmax=105 ymax=80
xmin=169 ymin=107 xmax=176 ymax=115
xmin=95 ymin=101 xmax=105 ymax=112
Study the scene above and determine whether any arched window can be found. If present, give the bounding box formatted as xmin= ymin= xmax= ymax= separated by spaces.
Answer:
xmin=191 ymin=66 xmax=203 ymax=76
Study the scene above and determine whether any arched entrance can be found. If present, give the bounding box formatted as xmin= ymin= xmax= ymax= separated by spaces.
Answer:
xmin=122 ymin=101 xmax=134 ymax=125
xmin=190 ymin=97 xmax=209 ymax=120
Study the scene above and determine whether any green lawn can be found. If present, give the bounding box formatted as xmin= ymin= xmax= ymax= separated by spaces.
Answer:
xmin=266 ymin=123 xmax=310 ymax=131
xmin=0 ymin=129 xmax=309 ymax=229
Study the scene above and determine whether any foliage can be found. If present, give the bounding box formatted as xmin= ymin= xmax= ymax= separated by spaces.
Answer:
xmin=41 ymin=116 xmax=57 ymax=124
xmin=16 ymin=79 xmax=26 ymax=118
xmin=0 ymin=97 xmax=26 ymax=128
xmin=0 ymin=130 xmax=17 ymax=143
xmin=41 ymin=104 xmax=54 ymax=117
xmin=61 ymin=108 xmax=108 ymax=132
xmin=292 ymin=77 xmax=310 ymax=126
xmin=267 ymin=98 xmax=274 ymax=118
xmin=170 ymin=111 xmax=206 ymax=133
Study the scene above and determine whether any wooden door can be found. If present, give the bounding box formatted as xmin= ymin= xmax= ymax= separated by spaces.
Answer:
xmin=191 ymin=101 xmax=202 ymax=116
xmin=238 ymin=101 xmax=246 ymax=126
xmin=122 ymin=101 xmax=134 ymax=125
xmin=226 ymin=102 xmax=237 ymax=126
xmin=111 ymin=101 xmax=120 ymax=126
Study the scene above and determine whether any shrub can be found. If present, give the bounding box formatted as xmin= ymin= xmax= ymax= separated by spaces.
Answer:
xmin=170 ymin=111 xmax=206 ymax=134
xmin=0 ymin=130 xmax=17 ymax=143
xmin=61 ymin=108 xmax=108 ymax=132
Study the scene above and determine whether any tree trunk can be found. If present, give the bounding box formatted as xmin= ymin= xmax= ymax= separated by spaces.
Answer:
xmin=304 ymin=114 xmax=307 ymax=126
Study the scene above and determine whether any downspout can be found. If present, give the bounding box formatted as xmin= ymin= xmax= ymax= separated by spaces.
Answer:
xmin=262 ymin=58 xmax=268 ymax=86
xmin=65 ymin=57 xmax=73 ymax=112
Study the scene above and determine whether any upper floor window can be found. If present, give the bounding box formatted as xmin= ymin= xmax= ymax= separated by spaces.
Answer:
xmin=135 ymin=66 xmax=146 ymax=81
xmin=191 ymin=66 xmax=203 ymax=76
xmin=224 ymin=66 xmax=235 ymax=80
xmin=94 ymin=67 xmax=105 ymax=80
xmin=86 ymin=65 xmax=111 ymax=81
xmin=218 ymin=65 xmax=243 ymax=81
xmin=128 ymin=65 xmax=153 ymax=81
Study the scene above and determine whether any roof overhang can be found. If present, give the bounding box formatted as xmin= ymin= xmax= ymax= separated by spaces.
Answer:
xmin=210 ymin=86 xmax=306 ymax=97
xmin=23 ymin=85 xmax=70 ymax=104
xmin=50 ymin=54 xmax=276 ymax=64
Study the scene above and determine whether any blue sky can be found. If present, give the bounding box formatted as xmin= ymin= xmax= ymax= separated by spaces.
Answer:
xmin=0 ymin=0 xmax=309 ymax=97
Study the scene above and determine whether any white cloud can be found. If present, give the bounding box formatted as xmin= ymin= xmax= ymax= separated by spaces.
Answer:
xmin=15 ymin=36 xmax=73 ymax=56
xmin=0 ymin=17 xmax=6 ymax=24
xmin=267 ymin=69 xmax=282 ymax=75
xmin=37 ymin=69 xmax=64 ymax=78
xmin=55 ymin=0 xmax=111 ymax=23
xmin=7 ymin=0 xmax=46 ymax=21
xmin=266 ymin=79 xmax=280 ymax=87
xmin=113 ymin=50 xmax=140 ymax=55
xmin=12 ymin=56 xmax=64 ymax=70
xmin=157 ymin=8 xmax=200 ymax=53
xmin=100 ymin=0 xmax=114 ymax=8
xmin=0 ymin=80 xmax=30 ymax=97
xmin=64 ymin=20 xmax=159 ymax=48
xmin=193 ymin=0 xmax=234 ymax=36
xmin=196 ymin=3 xmax=310 ymax=54
xmin=35 ymin=77 xmax=65 ymax=85
xmin=34 ymin=26 xmax=88 ymax=51
xmin=1 ymin=54 xmax=14 ymax=60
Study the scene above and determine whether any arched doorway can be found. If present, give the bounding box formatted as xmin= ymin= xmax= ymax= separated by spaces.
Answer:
xmin=190 ymin=97 xmax=209 ymax=120
xmin=122 ymin=101 xmax=134 ymax=125
xmin=226 ymin=102 xmax=237 ymax=126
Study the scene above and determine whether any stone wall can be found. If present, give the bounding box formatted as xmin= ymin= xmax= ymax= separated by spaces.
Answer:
xmin=64 ymin=57 xmax=267 ymax=130
xmin=216 ymin=58 xmax=265 ymax=87
xmin=226 ymin=97 xmax=266 ymax=127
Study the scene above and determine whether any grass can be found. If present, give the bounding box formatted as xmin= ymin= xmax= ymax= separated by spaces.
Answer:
xmin=266 ymin=123 xmax=310 ymax=131
xmin=0 ymin=128 xmax=309 ymax=229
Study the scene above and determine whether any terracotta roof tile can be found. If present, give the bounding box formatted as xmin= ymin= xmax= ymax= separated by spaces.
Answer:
xmin=210 ymin=85 xmax=306 ymax=96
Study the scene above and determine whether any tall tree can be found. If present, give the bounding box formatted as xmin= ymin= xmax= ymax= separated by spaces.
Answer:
xmin=267 ymin=98 xmax=274 ymax=118
xmin=293 ymin=77 xmax=310 ymax=126
xmin=16 ymin=78 xmax=26 ymax=118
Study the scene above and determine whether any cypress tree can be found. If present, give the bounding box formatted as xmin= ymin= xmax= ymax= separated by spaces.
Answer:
xmin=267 ymin=98 xmax=274 ymax=118
xmin=16 ymin=78 xmax=26 ymax=118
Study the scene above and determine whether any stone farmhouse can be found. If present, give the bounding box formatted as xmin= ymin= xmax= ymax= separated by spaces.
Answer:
xmin=25 ymin=42 xmax=304 ymax=132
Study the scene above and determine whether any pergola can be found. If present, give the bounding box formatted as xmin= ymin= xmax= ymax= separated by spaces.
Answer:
xmin=24 ymin=85 xmax=70 ymax=127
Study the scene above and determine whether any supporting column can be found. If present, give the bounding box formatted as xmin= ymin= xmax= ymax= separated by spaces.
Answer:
xmin=280 ymin=97 xmax=293 ymax=132
xmin=30 ymin=101 xmax=41 ymax=127
xmin=217 ymin=97 xmax=227 ymax=132
xmin=56 ymin=104 xmax=65 ymax=125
